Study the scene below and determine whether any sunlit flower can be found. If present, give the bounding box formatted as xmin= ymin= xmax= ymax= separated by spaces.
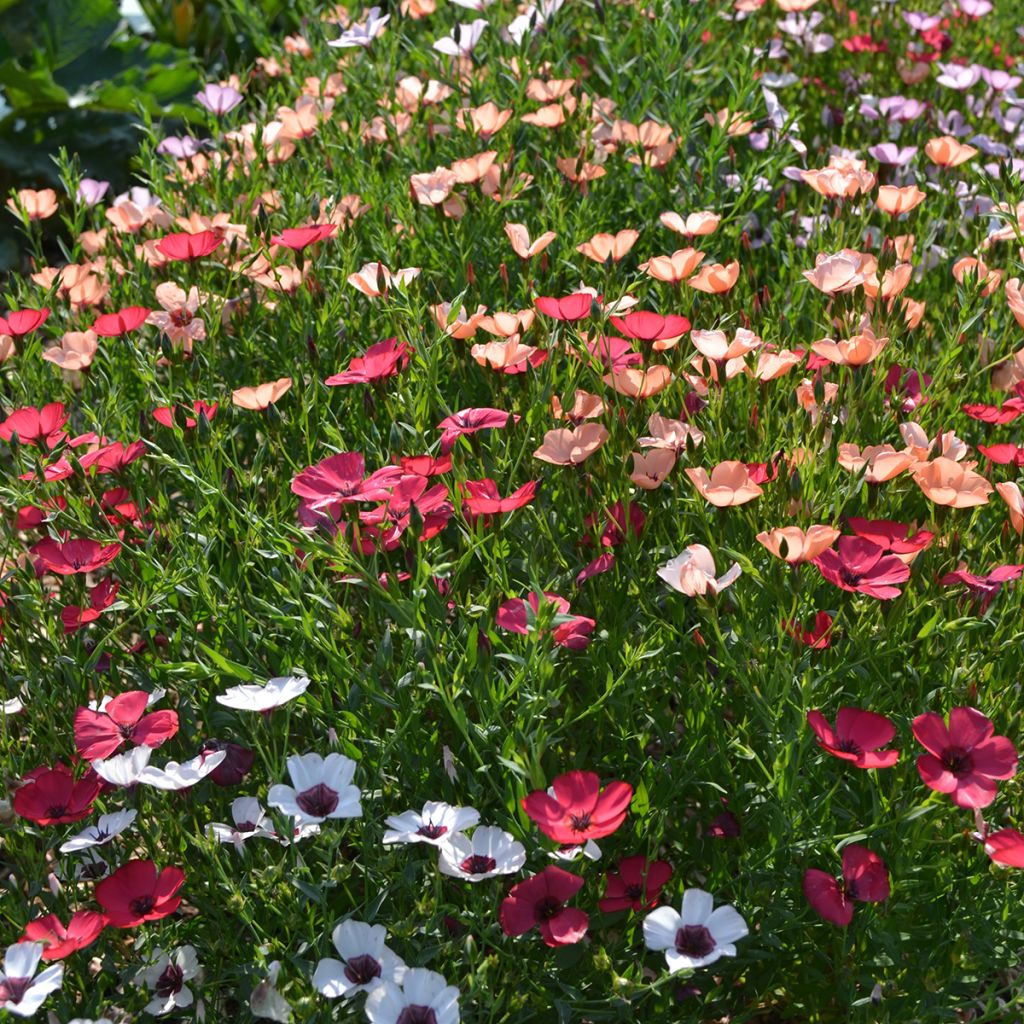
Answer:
xmin=643 ymin=889 xmax=748 ymax=972
xmin=383 ymin=802 xmax=480 ymax=847
xmin=438 ymin=826 xmax=527 ymax=881
xmin=267 ymin=752 xmax=362 ymax=826
xmin=313 ymin=921 xmax=406 ymax=999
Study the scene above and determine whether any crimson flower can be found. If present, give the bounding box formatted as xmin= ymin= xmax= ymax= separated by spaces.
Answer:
xmin=782 ymin=611 xmax=834 ymax=648
xmin=913 ymin=707 xmax=1018 ymax=808
xmin=62 ymin=578 xmax=120 ymax=635
xmin=584 ymin=335 xmax=642 ymax=371
xmin=78 ymin=440 xmax=146 ymax=474
xmin=21 ymin=911 xmax=106 ymax=960
xmin=963 ymin=385 xmax=1024 ymax=424
xmin=535 ymin=292 xmax=597 ymax=321
xmin=495 ymin=592 xmax=595 ymax=650
xmin=152 ymin=401 xmax=218 ymax=429
xmin=807 ymin=708 xmax=899 ymax=768
xmin=92 ymin=306 xmax=152 ymax=336
xmin=33 ymin=537 xmax=121 ymax=576
xmin=847 ymin=517 xmax=933 ymax=560
xmin=609 ymin=311 xmax=691 ymax=341
xmin=576 ymin=552 xmax=615 ymax=586
xmin=400 ymin=454 xmax=452 ymax=477
xmin=522 ymin=769 xmax=633 ymax=843
xmin=803 ymin=845 xmax=889 ymax=926
xmin=939 ymin=563 xmax=1024 ymax=613
xmin=13 ymin=765 xmax=100 ymax=825
xmin=270 ymin=224 xmax=337 ymax=250
xmin=884 ymin=364 xmax=929 ymax=413
xmin=0 ymin=403 xmax=68 ymax=448
xmin=499 ymin=866 xmax=588 ymax=946
xmin=156 ymin=230 xmax=222 ymax=261
xmin=95 ymin=859 xmax=185 ymax=927
xmin=325 ymin=338 xmax=412 ymax=386
xmin=0 ymin=307 xmax=49 ymax=337
xmin=437 ymin=407 xmax=519 ymax=452
xmin=985 ymin=828 xmax=1024 ymax=868
xmin=978 ymin=444 xmax=1024 ymax=467
xmin=583 ymin=501 xmax=645 ymax=547
xmin=812 ymin=537 xmax=910 ymax=599
xmin=598 ymin=855 xmax=673 ymax=913
xmin=74 ymin=690 xmax=179 ymax=761
xmin=706 ymin=810 xmax=741 ymax=838
xmin=460 ymin=478 xmax=537 ymax=518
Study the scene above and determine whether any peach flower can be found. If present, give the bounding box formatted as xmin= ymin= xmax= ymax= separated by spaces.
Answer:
xmin=7 ymin=188 xmax=58 ymax=220
xmin=42 ymin=331 xmax=98 ymax=372
xmin=803 ymin=251 xmax=867 ymax=295
xmin=659 ymin=210 xmax=720 ymax=237
xmin=630 ymin=449 xmax=676 ymax=490
xmin=552 ymin=390 xmax=605 ymax=423
xmin=658 ymin=544 xmax=742 ymax=596
xmin=687 ymin=261 xmax=740 ymax=294
xmin=705 ymin=109 xmax=754 ymax=136
xmin=686 ymin=461 xmax=764 ymax=506
xmin=637 ymin=413 xmax=704 ymax=451
xmin=876 ymin=185 xmax=926 ymax=216
xmin=925 ymin=136 xmax=977 ymax=168
xmin=953 ymin=257 xmax=1001 ymax=297
xmin=603 ymin=365 xmax=672 ymax=399
xmin=837 ymin=444 xmax=915 ymax=484
xmin=410 ymin=167 xmax=457 ymax=206
xmin=640 ymin=248 xmax=705 ymax=283
xmin=810 ymin=321 xmax=888 ymax=367
xmin=996 ymin=481 xmax=1024 ymax=535
xmin=534 ymin=424 xmax=609 ymax=465
xmin=755 ymin=347 xmax=803 ymax=380
xmin=431 ymin=302 xmax=488 ymax=339
xmin=456 ymin=102 xmax=512 ymax=139
xmin=147 ymin=283 xmax=206 ymax=349
xmin=451 ymin=151 xmax=497 ymax=184
xmin=1007 ymin=279 xmax=1024 ymax=329
xmin=912 ymin=458 xmax=992 ymax=508
xmin=691 ymin=327 xmax=761 ymax=363
xmin=756 ymin=525 xmax=840 ymax=563
xmin=232 ymin=378 xmax=293 ymax=410
xmin=505 ymin=223 xmax=556 ymax=259
xmin=577 ymin=229 xmax=639 ymax=264
xmin=347 ymin=262 xmax=420 ymax=298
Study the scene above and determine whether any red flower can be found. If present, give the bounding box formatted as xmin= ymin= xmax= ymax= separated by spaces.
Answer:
xmin=847 ymin=518 xmax=933 ymax=560
xmin=21 ymin=910 xmax=106 ymax=960
xmin=33 ymin=537 xmax=121 ymax=576
xmin=74 ymin=690 xmax=179 ymax=761
xmin=609 ymin=311 xmax=691 ymax=342
xmin=913 ymin=707 xmax=1018 ymax=808
xmin=156 ymin=230 xmax=222 ymax=261
xmin=782 ymin=611 xmax=834 ymax=648
xmin=95 ymin=859 xmax=184 ymax=928
xmin=495 ymin=592 xmax=595 ymax=650
xmin=270 ymin=224 xmax=337 ymax=251
xmin=0 ymin=307 xmax=49 ymax=337
xmin=62 ymin=577 xmax=120 ymax=635
xmin=78 ymin=440 xmax=146 ymax=474
xmin=92 ymin=306 xmax=152 ymax=336
xmin=522 ymin=769 xmax=633 ymax=843
xmin=13 ymin=765 xmax=100 ymax=825
xmin=460 ymin=478 xmax=537 ymax=518
xmin=152 ymin=401 xmax=218 ymax=429
xmin=598 ymin=855 xmax=673 ymax=913
xmin=803 ymin=845 xmax=890 ymax=926
xmin=437 ymin=407 xmax=519 ymax=453
xmin=535 ymin=293 xmax=597 ymax=321
xmin=499 ymin=866 xmax=589 ymax=946
xmin=978 ymin=444 xmax=1024 ymax=467
xmin=576 ymin=552 xmax=615 ymax=586
xmin=706 ymin=810 xmax=742 ymax=838
xmin=807 ymin=707 xmax=899 ymax=768
xmin=584 ymin=335 xmax=641 ymax=371
xmin=0 ymin=403 xmax=68 ymax=448
xmin=325 ymin=338 xmax=413 ymax=386
xmin=399 ymin=454 xmax=452 ymax=477
xmin=963 ymin=385 xmax=1024 ymax=424
xmin=985 ymin=828 xmax=1024 ymax=868
xmin=812 ymin=537 xmax=910 ymax=599
xmin=584 ymin=501 xmax=645 ymax=548
xmin=939 ymin=563 xmax=1024 ymax=613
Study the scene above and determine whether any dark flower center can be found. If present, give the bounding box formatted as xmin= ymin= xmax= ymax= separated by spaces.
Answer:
xmin=170 ymin=309 xmax=194 ymax=328
xmin=79 ymin=859 xmax=108 ymax=880
xmin=416 ymin=823 xmax=448 ymax=840
xmin=839 ymin=567 xmax=863 ymax=586
xmin=836 ymin=738 xmax=863 ymax=755
xmin=0 ymin=977 xmax=31 ymax=1003
xmin=45 ymin=803 xmax=68 ymax=819
xmin=624 ymin=883 xmax=644 ymax=900
xmin=535 ymin=897 xmax=564 ymax=921
xmin=296 ymin=783 xmax=339 ymax=818
xmin=235 ymin=820 xmax=258 ymax=833
xmin=941 ymin=746 xmax=974 ymax=776
xmin=460 ymin=854 xmax=497 ymax=875
xmin=568 ymin=812 xmax=592 ymax=833
xmin=130 ymin=895 xmax=155 ymax=917
xmin=675 ymin=925 xmax=716 ymax=959
xmin=343 ymin=954 xmax=382 ymax=986
xmin=396 ymin=1007 xmax=438 ymax=1024
xmin=154 ymin=963 xmax=184 ymax=998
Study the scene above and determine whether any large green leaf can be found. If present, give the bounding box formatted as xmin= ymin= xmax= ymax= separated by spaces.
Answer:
xmin=0 ymin=59 xmax=69 ymax=113
xmin=0 ymin=0 xmax=120 ymax=68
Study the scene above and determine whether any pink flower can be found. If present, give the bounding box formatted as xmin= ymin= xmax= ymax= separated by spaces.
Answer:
xmin=325 ymin=338 xmax=412 ymax=386
xmin=495 ymin=593 xmax=595 ymax=650
xmin=499 ymin=867 xmax=588 ymax=946
xmin=523 ymin=770 xmax=632 ymax=844
xmin=460 ymin=479 xmax=537 ymax=519
xmin=0 ymin=404 xmax=67 ymax=448
xmin=782 ymin=612 xmax=834 ymax=649
xmin=913 ymin=707 xmax=1017 ymax=808
xmin=803 ymin=845 xmax=889 ymax=926
xmin=938 ymin=564 xmax=1024 ymax=613
xmin=812 ymin=537 xmax=910 ymax=599
xmin=984 ymin=828 xmax=1024 ymax=868
xmin=33 ymin=538 xmax=121 ymax=576
xmin=534 ymin=293 xmax=595 ymax=321
xmin=437 ymin=407 xmax=519 ymax=452
xmin=146 ymin=284 xmax=205 ymax=349
xmin=806 ymin=708 xmax=899 ymax=768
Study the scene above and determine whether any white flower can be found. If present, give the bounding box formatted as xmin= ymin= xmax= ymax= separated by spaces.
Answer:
xmin=383 ymin=801 xmax=479 ymax=847
xmin=312 ymin=921 xmax=406 ymax=999
xmin=364 ymin=968 xmax=459 ymax=1024
xmin=250 ymin=961 xmax=290 ymax=1021
xmin=267 ymin=753 xmax=361 ymax=826
xmin=91 ymin=746 xmax=153 ymax=787
xmin=208 ymin=797 xmax=281 ymax=853
xmin=92 ymin=746 xmax=226 ymax=790
xmin=450 ymin=0 xmax=493 ymax=8
xmin=0 ymin=942 xmax=64 ymax=1017
xmin=549 ymin=839 xmax=602 ymax=862
xmin=135 ymin=946 xmax=200 ymax=1016
xmin=60 ymin=809 xmax=138 ymax=853
xmin=643 ymin=889 xmax=749 ymax=972
xmin=433 ymin=19 xmax=487 ymax=57
xmin=327 ymin=6 xmax=390 ymax=48
xmin=2 ymin=695 xmax=23 ymax=716
xmin=657 ymin=546 xmax=742 ymax=597
xmin=71 ymin=848 xmax=111 ymax=882
xmin=215 ymin=676 xmax=310 ymax=712
xmin=438 ymin=826 xmax=525 ymax=881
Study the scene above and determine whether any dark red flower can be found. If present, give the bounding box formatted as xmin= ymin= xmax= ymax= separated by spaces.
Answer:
xmin=499 ymin=866 xmax=588 ymax=946
xmin=156 ymin=230 xmax=222 ymax=261
xmin=812 ymin=537 xmax=910 ymax=599
xmin=21 ymin=910 xmax=106 ymax=960
xmin=807 ymin=707 xmax=899 ymax=768
xmin=95 ymin=859 xmax=184 ymax=927
xmin=151 ymin=401 xmax=218 ymax=429
xmin=0 ymin=307 xmax=50 ymax=337
xmin=92 ymin=307 xmax=152 ymax=336
xmin=884 ymin=364 xmax=930 ymax=413
xmin=495 ymin=592 xmax=595 ymax=650
xmin=576 ymin=552 xmax=615 ymax=586
xmin=325 ymin=338 xmax=413 ymax=386
xmin=535 ymin=293 xmax=597 ymax=321
xmin=782 ymin=611 xmax=834 ymax=648
xmin=62 ymin=577 xmax=120 ymax=635
xmin=706 ymin=810 xmax=741 ymax=838
xmin=598 ymin=855 xmax=673 ymax=913
xmin=13 ymin=765 xmax=100 ymax=825
xmin=584 ymin=501 xmax=645 ymax=548
xmin=200 ymin=739 xmax=255 ymax=786
xmin=0 ymin=403 xmax=68 ymax=448
xmin=913 ymin=707 xmax=1017 ymax=808
xmin=609 ymin=311 xmax=691 ymax=342
xmin=74 ymin=690 xmax=179 ymax=761
xmin=962 ymin=385 xmax=1024 ymax=424
xmin=270 ymin=224 xmax=337 ymax=251
xmin=33 ymin=537 xmax=121 ymax=576
xmin=803 ymin=845 xmax=889 ymax=926
xmin=522 ymin=769 xmax=632 ymax=843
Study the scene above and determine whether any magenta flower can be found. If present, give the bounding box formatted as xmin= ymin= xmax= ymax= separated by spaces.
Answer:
xmin=913 ymin=707 xmax=1018 ymax=808
xmin=807 ymin=708 xmax=899 ymax=768
xmin=495 ymin=592 xmax=595 ymax=650
xmin=938 ymin=563 xmax=1024 ymax=613
xmin=803 ymin=845 xmax=889 ymax=926
xmin=812 ymin=536 xmax=911 ymax=599
xmin=499 ymin=867 xmax=588 ymax=946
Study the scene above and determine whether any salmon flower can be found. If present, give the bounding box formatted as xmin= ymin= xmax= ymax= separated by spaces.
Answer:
xmin=876 ymin=185 xmax=926 ymax=216
xmin=660 ymin=210 xmax=720 ymax=236
xmin=687 ymin=261 xmax=740 ymax=294
xmin=756 ymin=525 xmax=839 ymax=563
xmin=630 ymin=450 xmax=676 ymax=490
xmin=7 ymin=188 xmax=58 ymax=220
xmin=505 ymin=223 xmax=556 ymax=259
xmin=811 ymin=321 xmax=888 ymax=367
xmin=232 ymin=378 xmax=293 ymax=410
xmin=837 ymin=444 xmax=916 ymax=484
xmin=603 ymin=365 xmax=672 ymax=399
xmin=925 ymin=135 xmax=977 ymax=167
xmin=685 ymin=461 xmax=763 ymax=506
xmin=534 ymin=424 xmax=609 ymax=465
xmin=996 ymin=481 xmax=1024 ymax=534
xmin=640 ymin=248 xmax=704 ymax=283
xmin=912 ymin=458 xmax=992 ymax=508
xmin=576 ymin=229 xmax=639 ymax=264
